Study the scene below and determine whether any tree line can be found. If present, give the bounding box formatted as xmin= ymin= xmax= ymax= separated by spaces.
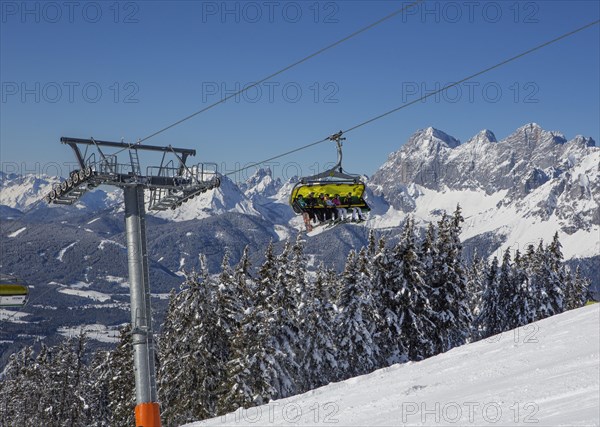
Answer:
xmin=0 ymin=207 xmax=590 ymax=426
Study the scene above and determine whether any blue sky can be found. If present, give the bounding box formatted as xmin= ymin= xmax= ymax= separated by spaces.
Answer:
xmin=1 ymin=1 xmax=599 ymax=182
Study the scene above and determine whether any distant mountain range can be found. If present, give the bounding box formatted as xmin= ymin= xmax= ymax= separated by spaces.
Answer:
xmin=368 ymin=123 xmax=598 ymax=260
xmin=1 ymin=123 xmax=598 ymax=363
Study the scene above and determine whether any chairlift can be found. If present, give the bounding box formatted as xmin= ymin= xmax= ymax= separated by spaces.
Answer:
xmin=0 ymin=274 xmax=29 ymax=307
xmin=289 ymin=131 xmax=370 ymax=224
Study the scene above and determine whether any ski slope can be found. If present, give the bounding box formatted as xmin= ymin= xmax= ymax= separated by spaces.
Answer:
xmin=187 ymin=305 xmax=600 ymax=427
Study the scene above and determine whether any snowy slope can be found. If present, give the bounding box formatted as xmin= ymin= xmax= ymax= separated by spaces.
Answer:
xmin=188 ymin=305 xmax=600 ymax=427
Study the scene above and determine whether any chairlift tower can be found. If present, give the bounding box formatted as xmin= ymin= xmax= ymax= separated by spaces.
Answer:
xmin=46 ymin=137 xmax=220 ymax=427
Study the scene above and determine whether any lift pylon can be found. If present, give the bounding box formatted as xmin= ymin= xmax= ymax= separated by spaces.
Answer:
xmin=45 ymin=137 xmax=220 ymax=427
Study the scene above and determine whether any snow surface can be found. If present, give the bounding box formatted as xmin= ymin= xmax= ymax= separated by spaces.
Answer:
xmin=98 ymin=239 xmax=126 ymax=250
xmin=7 ymin=227 xmax=26 ymax=238
xmin=56 ymin=241 xmax=78 ymax=262
xmin=0 ymin=309 xmax=30 ymax=323
xmin=58 ymin=323 xmax=120 ymax=343
xmin=0 ymin=173 xmax=61 ymax=211
xmin=105 ymin=275 xmax=129 ymax=288
xmin=188 ymin=305 xmax=600 ymax=427
xmin=58 ymin=288 xmax=111 ymax=302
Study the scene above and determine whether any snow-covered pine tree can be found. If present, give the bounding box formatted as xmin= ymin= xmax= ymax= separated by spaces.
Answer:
xmin=159 ymin=287 xmax=203 ymax=425
xmin=217 ymin=302 xmax=277 ymax=414
xmin=336 ymin=249 xmax=379 ymax=379
xmin=289 ymin=234 xmax=313 ymax=392
xmin=565 ymin=266 xmax=590 ymax=310
xmin=428 ymin=208 xmax=471 ymax=353
xmin=233 ymin=246 xmax=254 ymax=304
xmin=357 ymin=247 xmax=381 ymax=364
xmin=217 ymin=246 xmax=262 ymax=414
xmin=497 ymin=248 xmax=532 ymax=331
xmin=105 ymin=324 xmax=135 ymax=426
xmin=526 ymin=241 xmax=559 ymax=320
xmin=474 ymin=256 xmax=501 ymax=339
xmin=159 ymin=255 xmax=229 ymax=425
xmin=448 ymin=206 xmax=472 ymax=346
xmin=419 ymin=222 xmax=437 ymax=279
xmin=86 ymin=350 xmax=111 ymax=427
xmin=0 ymin=345 xmax=37 ymax=425
xmin=394 ymin=216 xmax=436 ymax=361
xmin=39 ymin=333 xmax=92 ymax=426
xmin=465 ymin=250 xmax=486 ymax=341
xmin=290 ymin=234 xmax=309 ymax=369
xmin=497 ymin=249 xmax=514 ymax=330
xmin=220 ymin=241 xmax=285 ymax=404
xmin=0 ymin=336 xmax=102 ymax=426
xmin=215 ymin=248 xmax=245 ymax=336
xmin=298 ymin=261 xmax=338 ymax=390
xmin=218 ymin=248 xmax=278 ymax=414
xmin=519 ymin=243 xmax=542 ymax=323
xmin=546 ymin=232 xmax=566 ymax=314
xmin=257 ymin=240 xmax=276 ymax=307
xmin=468 ymin=262 xmax=487 ymax=342
xmin=371 ymin=234 xmax=405 ymax=367
xmin=367 ymin=228 xmax=378 ymax=257
xmin=511 ymin=249 xmax=536 ymax=327
xmin=264 ymin=240 xmax=300 ymax=399
xmin=316 ymin=262 xmax=337 ymax=314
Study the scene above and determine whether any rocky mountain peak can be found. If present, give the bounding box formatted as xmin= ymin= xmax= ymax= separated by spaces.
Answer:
xmin=154 ymin=174 xmax=259 ymax=222
xmin=407 ymin=127 xmax=461 ymax=150
xmin=571 ymin=135 xmax=596 ymax=147
xmin=240 ymin=167 xmax=282 ymax=200
xmin=466 ymin=129 xmax=497 ymax=145
xmin=369 ymin=123 xmax=599 ymax=212
xmin=504 ymin=123 xmax=567 ymax=147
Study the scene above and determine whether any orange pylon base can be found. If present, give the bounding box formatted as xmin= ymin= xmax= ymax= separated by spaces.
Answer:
xmin=135 ymin=402 xmax=161 ymax=427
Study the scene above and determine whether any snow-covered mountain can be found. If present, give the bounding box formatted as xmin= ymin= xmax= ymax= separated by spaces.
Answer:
xmin=0 ymin=171 xmax=259 ymax=222
xmin=368 ymin=123 xmax=599 ymax=261
xmin=370 ymin=123 xmax=596 ymax=198
xmin=0 ymin=171 xmax=60 ymax=211
xmin=238 ymin=167 xmax=282 ymax=201
xmin=189 ymin=304 xmax=600 ymax=426
xmin=153 ymin=175 xmax=259 ymax=222
xmin=0 ymin=171 xmax=121 ymax=213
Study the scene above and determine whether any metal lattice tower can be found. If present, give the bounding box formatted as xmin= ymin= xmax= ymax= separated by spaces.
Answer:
xmin=46 ymin=137 xmax=220 ymax=427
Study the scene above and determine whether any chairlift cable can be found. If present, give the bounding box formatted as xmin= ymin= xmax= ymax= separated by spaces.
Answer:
xmin=221 ymin=136 xmax=330 ymax=178
xmin=224 ymin=19 xmax=600 ymax=179
xmin=137 ymin=0 xmax=424 ymax=145
xmin=342 ymin=19 xmax=600 ymax=136
xmin=70 ymin=1 xmax=423 ymax=174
